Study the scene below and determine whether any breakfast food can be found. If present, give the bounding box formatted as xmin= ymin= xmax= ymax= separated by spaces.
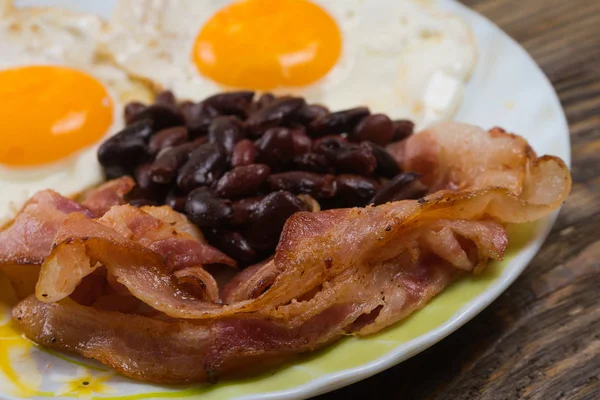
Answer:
xmin=102 ymin=0 xmax=476 ymax=128
xmin=2 ymin=115 xmax=570 ymax=382
xmin=0 ymin=0 xmax=152 ymax=223
xmin=97 ymin=90 xmax=421 ymax=264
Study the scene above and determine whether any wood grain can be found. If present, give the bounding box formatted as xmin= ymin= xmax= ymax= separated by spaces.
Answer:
xmin=319 ymin=0 xmax=600 ymax=398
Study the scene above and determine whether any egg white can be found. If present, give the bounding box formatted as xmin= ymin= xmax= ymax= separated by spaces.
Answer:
xmin=103 ymin=0 xmax=476 ymax=128
xmin=0 ymin=1 xmax=153 ymax=223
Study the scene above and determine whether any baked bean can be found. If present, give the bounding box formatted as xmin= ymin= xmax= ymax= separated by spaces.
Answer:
xmin=371 ymin=172 xmax=428 ymax=205
xmin=292 ymin=152 xmax=330 ymax=173
xmin=267 ymin=171 xmax=337 ymax=198
xmin=208 ymin=116 xmax=245 ymax=155
xmin=177 ymin=143 xmax=228 ymax=192
xmin=148 ymin=127 xmax=189 ymax=154
xmin=308 ymin=107 xmax=370 ymax=137
xmin=185 ymin=187 xmax=233 ymax=227
xmin=206 ymin=228 xmax=258 ymax=264
xmin=149 ymin=141 xmax=199 ymax=184
xmin=255 ymin=127 xmax=295 ymax=169
xmin=364 ymin=141 xmax=401 ymax=178
xmin=335 ymin=174 xmax=380 ymax=207
xmin=215 ymin=164 xmax=271 ymax=199
xmin=231 ymin=139 xmax=257 ymax=167
xmin=203 ymin=91 xmax=254 ymax=118
xmin=392 ymin=119 xmax=415 ymax=141
xmin=351 ymin=114 xmax=394 ymax=146
xmin=244 ymin=191 xmax=307 ymax=251
xmin=247 ymin=97 xmax=306 ymax=134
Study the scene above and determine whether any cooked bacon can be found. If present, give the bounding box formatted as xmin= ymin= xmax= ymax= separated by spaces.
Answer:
xmin=0 ymin=190 xmax=92 ymax=265
xmin=221 ymin=258 xmax=277 ymax=303
xmin=79 ymin=176 xmax=135 ymax=217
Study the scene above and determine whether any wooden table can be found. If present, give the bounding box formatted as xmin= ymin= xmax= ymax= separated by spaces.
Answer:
xmin=319 ymin=0 xmax=600 ymax=398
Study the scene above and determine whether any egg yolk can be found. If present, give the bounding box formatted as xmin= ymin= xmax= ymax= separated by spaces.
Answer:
xmin=0 ymin=65 xmax=113 ymax=167
xmin=193 ymin=0 xmax=342 ymax=90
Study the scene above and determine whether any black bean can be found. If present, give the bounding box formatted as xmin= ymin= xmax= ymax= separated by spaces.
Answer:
xmin=295 ymin=104 xmax=329 ymax=125
xmin=97 ymin=133 xmax=149 ymax=168
xmin=312 ymin=136 xmax=348 ymax=161
xmin=148 ymin=126 xmax=189 ymax=154
xmin=206 ymin=228 xmax=259 ymax=265
xmin=290 ymin=126 xmax=312 ymax=155
xmin=351 ymin=114 xmax=394 ymax=146
xmin=203 ymin=91 xmax=255 ymax=118
xmin=155 ymin=90 xmax=177 ymax=106
xmin=128 ymin=104 xmax=185 ymax=131
xmin=308 ymin=107 xmax=370 ymax=137
xmin=335 ymin=174 xmax=380 ymax=207
xmin=215 ymin=164 xmax=270 ymax=199
xmin=244 ymin=191 xmax=307 ymax=251
xmin=131 ymin=164 xmax=170 ymax=201
xmin=148 ymin=141 xmax=199 ymax=184
xmin=231 ymin=196 xmax=264 ymax=225
xmin=185 ymin=187 xmax=233 ymax=227
xmin=128 ymin=198 xmax=159 ymax=207
xmin=371 ymin=172 xmax=428 ymax=206
xmin=124 ymin=102 xmax=147 ymax=124
xmin=231 ymin=139 xmax=257 ymax=167
xmin=117 ymin=119 xmax=155 ymax=141
xmin=177 ymin=143 xmax=228 ymax=192
xmin=103 ymin=165 xmax=131 ymax=180
xmin=292 ymin=152 xmax=330 ymax=173
xmin=267 ymin=171 xmax=337 ymax=198
xmin=334 ymin=142 xmax=377 ymax=176
xmin=254 ymin=93 xmax=276 ymax=111
xmin=364 ymin=141 xmax=401 ymax=178
xmin=392 ymin=119 xmax=415 ymax=141
xmin=207 ymin=116 xmax=245 ymax=156
xmin=165 ymin=189 xmax=187 ymax=212
xmin=179 ymin=101 xmax=219 ymax=138
xmin=246 ymin=97 xmax=306 ymax=135
xmin=255 ymin=127 xmax=295 ymax=169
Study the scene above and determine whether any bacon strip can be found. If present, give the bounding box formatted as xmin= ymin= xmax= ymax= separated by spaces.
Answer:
xmin=79 ymin=176 xmax=135 ymax=217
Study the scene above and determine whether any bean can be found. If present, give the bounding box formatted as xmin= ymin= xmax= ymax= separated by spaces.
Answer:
xmin=177 ymin=143 xmax=228 ymax=192
xmin=124 ymin=101 xmax=147 ymax=124
xmin=308 ymin=107 xmax=370 ymax=137
xmin=179 ymin=101 xmax=219 ymax=138
xmin=98 ymin=122 xmax=150 ymax=168
xmin=371 ymin=172 xmax=428 ymax=205
xmin=392 ymin=119 xmax=415 ymax=141
xmin=185 ymin=187 xmax=233 ymax=227
xmin=165 ymin=190 xmax=187 ymax=212
xmin=312 ymin=136 xmax=348 ymax=161
xmin=149 ymin=141 xmax=199 ymax=184
xmin=246 ymin=97 xmax=306 ymax=135
xmin=128 ymin=104 xmax=185 ymax=131
xmin=292 ymin=152 xmax=330 ymax=173
xmin=267 ymin=171 xmax=337 ymax=198
xmin=295 ymin=104 xmax=329 ymax=124
xmin=254 ymin=92 xmax=276 ymax=111
xmin=148 ymin=126 xmax=189 ymax=154
xmin=231 ymin=139 xmax=257 ymax=167
xmin=206 ymin=228 xmax=258 ymax=265
xmin=297 ymin=194 xmax=320 ymax=212
xmin=290 ymin=126 xmax=312 ymax=155
xmin=364 ymin=141 xmax=401 ymax=178
xmin=203 ymin=91 xmax=255 ymax=118
xmin=351 ymin=114 xmax=394 ymax=146
xmin=334 ymin=142 xmax=377 ymax=176
xmin=231 ymin=196 xmax=264 ymax=225
xmin=244 ymin=191 xmax=308 ymax=251
xmin=155 ymin=90 xmax=177 ymax=106
xmin=103 ymin=165 xmax=130 ymax=180
xmin=207 ymin=116 xmax=245 ymax=155
xmin=335 ymin=174 xmax=380 ymax=207
xmin=255 ymin=127 xmax=295 ymax=169
xmin=132 ymin=164 xmax=170 ymax=201
xmin=215 ymin=164 xmax=270 ymax=199
xmin=128 ymin=198 xmax=159 ymax=207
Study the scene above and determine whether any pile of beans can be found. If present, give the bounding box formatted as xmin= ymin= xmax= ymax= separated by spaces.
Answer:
xmin=98 ymin=90 xmax=428 ymax=266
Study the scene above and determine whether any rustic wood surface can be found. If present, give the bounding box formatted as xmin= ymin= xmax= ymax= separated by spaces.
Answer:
xmin=319 ymin=0 xmax=600 ymax=399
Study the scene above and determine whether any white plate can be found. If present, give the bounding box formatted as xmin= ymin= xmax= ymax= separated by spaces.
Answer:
xmin=0 ymin=1 xmax=570 ymax=399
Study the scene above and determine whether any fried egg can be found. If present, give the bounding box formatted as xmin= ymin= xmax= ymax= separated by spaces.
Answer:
xmin=103 ymin=0 xmax=476 ymax=128
xmin=0 ymin=0 xmax=153 ymax=223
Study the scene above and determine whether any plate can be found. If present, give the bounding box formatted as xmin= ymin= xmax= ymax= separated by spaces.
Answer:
xmin=0 ymin=1 xmax=570 ymax=399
